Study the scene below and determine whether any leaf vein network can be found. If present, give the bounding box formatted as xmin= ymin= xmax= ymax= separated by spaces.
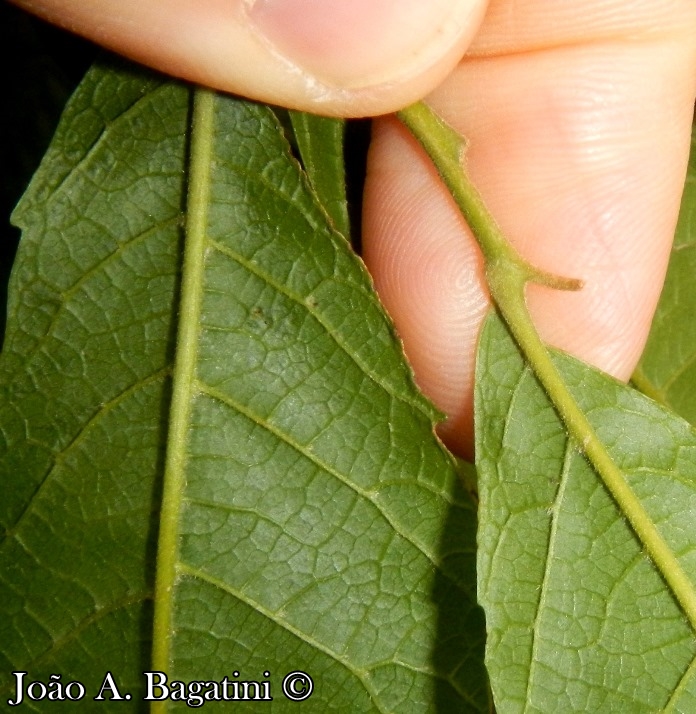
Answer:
xmin=175 ymin=563 xmax=391 ymax=714
xmin=0 ymin=367 xmax=170 ymax=546
xmin=0 ymin=591 xmax=149 ymax=700
xmin=195 ymin=380 xmax=470 ymax=601
xmin=206 ymin=238 xmax=427 ymax=416
xmin=30 ymin=83 xmax=173 ymax=214
xmin=4 ymin=214 xmax=181 ymax=370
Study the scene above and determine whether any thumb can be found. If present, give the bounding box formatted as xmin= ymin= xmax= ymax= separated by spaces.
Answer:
xmin=12 ymin=0 xmax=487 ymax=116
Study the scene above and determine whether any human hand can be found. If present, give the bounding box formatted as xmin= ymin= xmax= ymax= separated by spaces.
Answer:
xmin=363 ymin=2 xmax=696 ymax=457
xmin=12 ymin=0 xmax=696 ymax=459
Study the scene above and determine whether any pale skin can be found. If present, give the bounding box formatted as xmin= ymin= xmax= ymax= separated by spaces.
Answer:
xmin=12 ymin=0 xmax=696 ymax=459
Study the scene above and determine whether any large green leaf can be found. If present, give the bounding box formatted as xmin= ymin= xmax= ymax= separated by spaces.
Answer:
xmin=476 ymin=313 xmax=696 ymax=713
xmin=633 ymin=128 xmax=696 ymax=422
xmin=0 ymin=62 xmax=486 ymax=711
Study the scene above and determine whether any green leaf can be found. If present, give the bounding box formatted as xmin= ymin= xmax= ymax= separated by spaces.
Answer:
xmin=1 ymin=61 xmax=487 ymax=711
xmin=476 ymin=312 xmax=696 ymax=713
xmin=633 ymin=127 xmax=696 ymax=422
xmin=288 ymin=111 xmax=350 ymax=238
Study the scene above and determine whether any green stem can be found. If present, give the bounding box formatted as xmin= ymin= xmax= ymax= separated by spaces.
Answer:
xmin=397 ymin=100 xmax=696 ymax=631
xmin=151 ymin=88 xmax=215 ymax=704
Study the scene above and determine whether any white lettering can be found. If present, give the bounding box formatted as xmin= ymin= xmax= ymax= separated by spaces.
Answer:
xmin=144 ymin=671 xmax=169 ymax=701
xmin=94 ymin=671 xmax=125 ymax=701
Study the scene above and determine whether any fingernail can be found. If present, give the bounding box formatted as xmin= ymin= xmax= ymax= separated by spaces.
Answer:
xmin=247 ymin=0 xmax=475 ymax=89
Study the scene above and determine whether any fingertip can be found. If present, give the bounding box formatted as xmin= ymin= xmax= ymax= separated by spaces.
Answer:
xmin=363 ymin=33 xmax=695 ymax=459
xmin=13 ymin=0 xmax=487 ymax=116
xmin=246 ymin=0 xmax=487 ymax=114
xmin=363 ymin=118 xmax=489 ymax=458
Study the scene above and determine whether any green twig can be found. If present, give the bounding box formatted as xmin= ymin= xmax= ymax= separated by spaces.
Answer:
xmin=397 ymin=100 xmax=696 ymax=631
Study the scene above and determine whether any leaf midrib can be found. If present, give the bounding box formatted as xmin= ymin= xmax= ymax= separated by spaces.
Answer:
xmin=151 ymin=88 xmax=214 ymax=679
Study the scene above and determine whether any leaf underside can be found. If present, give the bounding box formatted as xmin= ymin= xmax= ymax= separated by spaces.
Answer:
xmin=634 ymin=127 xmax=696 ymax=422
xmin=476 ymin=313 xmax=696 ymax=713
xmin=287 ymin=111 xmax=350 ymax=239
xmin=0 ymin=62 xmax=487 ymax=711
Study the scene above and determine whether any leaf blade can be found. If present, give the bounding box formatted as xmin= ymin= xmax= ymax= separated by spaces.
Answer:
xmin=1 ymin=61 xmax=487 ymax=712
xmin=1 ymin=63 xmax=184 ymax=703
xmin=288 ymin=111 xmax=350 ymax=237
xmin=476 ymin=313 xmax=696 ymax=713
xmin=167 ymin=85 xmax=486 ymax=711
xmin=633 ymin=127 xmax=696 ymax=420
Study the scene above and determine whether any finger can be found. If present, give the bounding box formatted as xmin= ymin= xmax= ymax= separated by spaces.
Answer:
xmin=363 ymin=1 xmax=696 ymax=458
xmin=10 ymin=0 xmax=487 ymax=117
